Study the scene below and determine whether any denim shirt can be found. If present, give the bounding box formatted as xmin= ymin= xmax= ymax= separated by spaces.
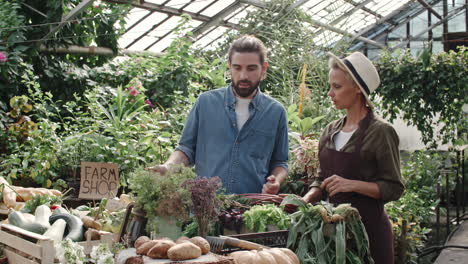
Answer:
xmin=176 ymin=86 xmax=289 ymax=194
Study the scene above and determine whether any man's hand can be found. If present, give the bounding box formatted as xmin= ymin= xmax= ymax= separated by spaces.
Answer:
xmin=145 ymin=164 xmax=170 ymax=175
xmin=320 ymin=174 xmax=355 ymax=197
xmin=262 ymin=175 xmax=280 ymax=194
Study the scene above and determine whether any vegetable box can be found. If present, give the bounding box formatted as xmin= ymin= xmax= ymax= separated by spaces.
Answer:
xmin=0 ymin=223 xmax=113 ymax=263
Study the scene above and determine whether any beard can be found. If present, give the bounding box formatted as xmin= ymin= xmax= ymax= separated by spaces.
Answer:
xmin=232 ymin=79 xmax=261 ymax=98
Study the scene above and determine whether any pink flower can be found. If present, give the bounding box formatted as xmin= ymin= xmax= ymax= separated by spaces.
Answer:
xmin=127 ymin=86 xmax=140 ymax=96
xmin=144 ymin=99 xmax=154 ymax=108
xmin=0 ymin=52 xmax=7 ymax=63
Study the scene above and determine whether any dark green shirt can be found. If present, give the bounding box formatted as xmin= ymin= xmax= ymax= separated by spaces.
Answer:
xmin=313 ymin=112 xmax=405 ymax=202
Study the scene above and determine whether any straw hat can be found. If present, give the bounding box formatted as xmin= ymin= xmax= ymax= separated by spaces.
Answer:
xmin=328 ymin=52 xmax=380 ymax=108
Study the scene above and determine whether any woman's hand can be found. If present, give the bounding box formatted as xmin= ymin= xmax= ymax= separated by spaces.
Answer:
xmin=320 ymin=175 xmax=356 ymax=197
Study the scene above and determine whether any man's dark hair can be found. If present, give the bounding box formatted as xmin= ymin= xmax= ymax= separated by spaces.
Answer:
xmin=227 ymin=35 xmax=267 ymax=64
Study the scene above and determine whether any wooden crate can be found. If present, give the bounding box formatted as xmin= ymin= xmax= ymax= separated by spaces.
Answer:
xmin=0 ymin=223 xmax=113 ymax=264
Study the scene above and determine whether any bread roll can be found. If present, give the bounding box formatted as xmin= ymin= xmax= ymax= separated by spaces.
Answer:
xmin=189 ymin=236 xmax=210 ymax=254
xmin=167 ymin=242 xmax=202 ymax=261
xmin=147 ymin=240 xmax=176 ymax=259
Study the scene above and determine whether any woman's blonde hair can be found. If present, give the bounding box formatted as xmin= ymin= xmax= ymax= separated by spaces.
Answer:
xmin=328 ymin=57 xmax=354 ymax=82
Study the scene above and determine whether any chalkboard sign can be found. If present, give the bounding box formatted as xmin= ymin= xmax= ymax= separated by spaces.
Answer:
xmin=79 ymin=162 xmax=119 ymax=200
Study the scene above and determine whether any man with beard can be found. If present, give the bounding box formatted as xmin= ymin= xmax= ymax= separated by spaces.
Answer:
xmin=147 ymin=35 xmax=288 ymax=194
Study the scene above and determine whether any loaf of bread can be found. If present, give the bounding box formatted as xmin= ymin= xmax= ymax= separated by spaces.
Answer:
xmin=167 ymin=242 xmax=202 ymax=261
xmin=147 ymin=240 xmax=176 ymax=259
xmin=190 ymin=236 xmax=211 ymax=254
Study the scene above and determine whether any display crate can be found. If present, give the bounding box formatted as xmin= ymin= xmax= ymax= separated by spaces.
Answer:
xmin=0 ymin=223 xmax=113 ymax=264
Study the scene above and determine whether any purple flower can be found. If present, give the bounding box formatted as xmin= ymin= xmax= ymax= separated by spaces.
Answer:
xmin=144 ymin=99 xmax=154 ymax=108
xmin=0 ymin=52 xmax=7 ymax=63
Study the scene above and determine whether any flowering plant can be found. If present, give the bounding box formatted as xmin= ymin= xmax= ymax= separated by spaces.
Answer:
xmin=96 ymin=78 xmax=153 ymax=128
xmin=0 ymin=52 xmax=7 ymax=63
xmin=291 ymin=136 xmax=320 ymax=178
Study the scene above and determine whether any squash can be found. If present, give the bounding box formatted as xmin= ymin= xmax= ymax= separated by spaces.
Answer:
xmin=49 ymin=213 xmax=85 ymax=242
xmin=40 ymin=219 xmax=66 ymax=245
xmin=229 ymin=248 xmax=299 ymax=264
xmin=8 ymin=210 xmax=49 ymax=234
xmin=0 ymin=177 xmax=16 ymax=208
xmin=34 ymin=205 xmax=52 ymax=228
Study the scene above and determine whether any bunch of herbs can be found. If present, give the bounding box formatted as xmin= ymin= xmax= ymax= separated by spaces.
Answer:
xmin=182 ymin=176 xmax=223 ymax=237
xmin=127 ymin=165 xmax=195 ymax=234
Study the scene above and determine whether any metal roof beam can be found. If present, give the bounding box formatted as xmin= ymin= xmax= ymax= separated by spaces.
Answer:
xmin=242 ymin=0 xmax=384 ymax=48
xmin=342 ymin=0 xmax=382 ymax=18
xmin=41 ymin=0 xmax=94 ymax=42
xmin=313 ymin=0 xmax=373 ymax=37
xmin=390 ymin=3 xmax=467 ymax=50
xmin=416 ymin=0 xmax=442 ymax=19
xmin=191 ymin=1 xmax=242 ymax=39
xmin=104 ymin=0 xmax=238 ymax=29
xmin=350 ymin=0 xmax=417 ymax=41
xmin=306 ymin=17 xmax=385 ymax=48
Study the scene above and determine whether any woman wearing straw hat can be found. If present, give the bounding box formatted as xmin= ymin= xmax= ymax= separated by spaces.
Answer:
xmin=301 ymin=52 xmax=405 ymax=263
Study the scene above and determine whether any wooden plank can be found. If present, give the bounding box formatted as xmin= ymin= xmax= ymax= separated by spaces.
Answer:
xmin=1 ymin=224 xmax=50 ymax=241
xmin=78 ymin=230 xmax=113 ymax=254
xmin=4 ymin=248 xmax=39 ymax=264
xmin=40 ymin=239 xmax=54 ymax=264
xmin=0 ymin=229 xmax=43 ymax=259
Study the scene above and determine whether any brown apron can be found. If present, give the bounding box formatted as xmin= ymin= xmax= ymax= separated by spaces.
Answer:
xmin=319 ymin=112 xmax=394 ymax=264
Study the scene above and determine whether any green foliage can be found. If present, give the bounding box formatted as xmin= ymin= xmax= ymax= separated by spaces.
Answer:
xmin=243 ymin=204 xmax=291 ymax=232
xmin=204 ymin=0 xmax=342 ymax=127
xmin=376 ymin=47 xmax=468 ymax=148
xmin=0 ymin=0 xmax=130 ymax=104
xmin=287 ymin=202 xmax=373 ymax=264
xmin=127 ymin=165 xmax=196 ymax=234
xmin=21 ymin=194 xmax=63 ymax=214
xmin=0 ymin=1 xmax=28 ymax=99
xmin=385 ymin=151 xmax=447 ymax=263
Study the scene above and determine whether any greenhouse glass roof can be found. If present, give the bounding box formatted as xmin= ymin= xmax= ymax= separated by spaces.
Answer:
xmin=104 ymin=0 xmax=460 ymax=52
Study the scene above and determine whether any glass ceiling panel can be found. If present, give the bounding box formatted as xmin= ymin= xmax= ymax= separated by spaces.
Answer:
xmin=119 ymin=12 xmax=169 ymax=48
xmin=117 ymin=0 xmax=420 ymax=51
xmin=145 ymin=0 xmax=170 ymax=5
xmin=201 ymin=0 xmax=236 ymax=17
xmin=183 ymin=0 xmax=213 ymax=13
xmin=194 ymin=26 xmax=229 ymax=49
xmin=162 ymin=0 xmax=191 ymax=9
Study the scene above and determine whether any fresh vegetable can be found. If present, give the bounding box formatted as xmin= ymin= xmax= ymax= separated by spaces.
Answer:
xmin=8 ymin=210 xmax=48 ymax=234
xmin=243 ymin=204 xmax=291 ymax=232
xmin=81 ymin=215 xmax=102 ymax=230
xmin=49 ymin=213 xmax=85 ymax=242
xmin=286 ymin=201 xmax=374 ymax=264
xmin=229 ymin=248 xmax=299 ymax=264
xmin=219 ymin=208 xmax=246 ymax=233
xmin=34 ymin=205 xmax=52 ymax=228
xmin=14 ymin=187 xmax=62 ymax=202
xmin=21 ymin=194 xmax=62 ymax=214
xmin=40 ymin=219 xmax=66 ymax=247
xmin=0 ymin=177 xmax=16 ymax=208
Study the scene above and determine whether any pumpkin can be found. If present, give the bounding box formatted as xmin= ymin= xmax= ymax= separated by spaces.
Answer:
xmin=229 ymin=248 xmax=299 ymax=264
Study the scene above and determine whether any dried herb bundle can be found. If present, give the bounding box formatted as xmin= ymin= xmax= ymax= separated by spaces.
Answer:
xmin=182 ymin=176 xmax=222 ymax=237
